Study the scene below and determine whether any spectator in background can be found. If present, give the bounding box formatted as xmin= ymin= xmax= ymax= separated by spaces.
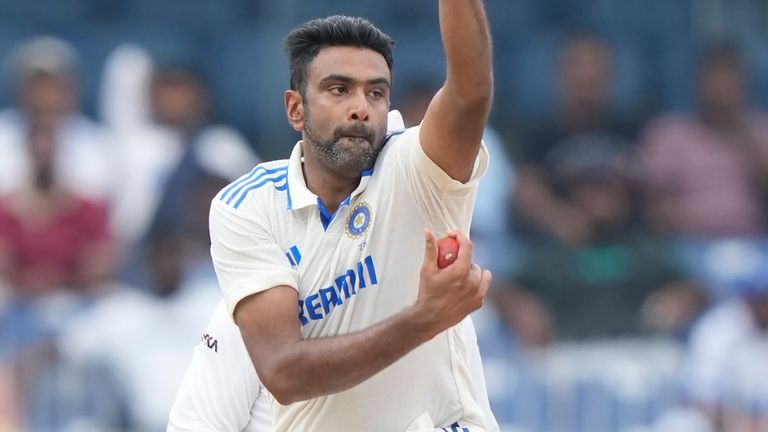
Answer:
xmin=144 ymin=67 xmax=245 ymax=235
xmin=55 ymin=226 xmax=223 ymax=431
xmin=0 ymin=123 xmax=115 ymax=432
xmin=0 ymin=123 xmax=114 ymax=299
xmin=514 ymin=34 xmax=637 ymax=246
xmin=101 ymin=45 xmax=259 ymax=260
xmin=682 ymin=251 xmax=768 ymax=431
xmin=496 ymin=139 xmax=705 ymax=346
xmin=0 ymin=37 xmax=114 ymax=201
xmin=640 ymin=44 xmax=768 ymax=237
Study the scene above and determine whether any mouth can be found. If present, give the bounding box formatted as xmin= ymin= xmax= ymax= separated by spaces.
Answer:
xmin=335 ymin=125 xmax=375 ymax=144
xmin=337 ymin=135 xmax=371 ymax=145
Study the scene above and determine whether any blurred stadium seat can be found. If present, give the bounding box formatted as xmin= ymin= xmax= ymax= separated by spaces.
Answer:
xmin=0 ymin=26 xmax=37 ymax=108
xmin=0 ymin=0 xmax=92 ymax=29
xmin=385 ymin=27 xmax=447 ymax=104
xmin=122 ymin=0 xmax=245 ymax=30
xmin=568 ymin=0 xmax=691 ymax=37
xmin=481 ymin=339 xmax=684 ymax=431
xmin=610 ymin=34 xmax=653 ymax=117
xmin=502 ymin=31 xmax=649 ymax=123
xmin=204 ymin=25 xmax=297 ymax=161
xmin=65 ymin=24 xmax=196 ymax=117
xmin=652 ymin=38 xmax=698 ymax=113
xmin=654 ymin=32 xmax=768 ymax=112
xmin=741 ymin=32 xmax=768 ymax=108
xmin=506 ymin=31 xmax=561 ymax=121
xmin=485 ymin=0 xmax=544 ymax=35
xmin=0 ymin=24 xmax=197 ymax=118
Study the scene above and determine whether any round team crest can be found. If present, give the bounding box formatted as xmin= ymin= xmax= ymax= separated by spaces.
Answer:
xmin=346 ymin=202 xmax=373 ymax=238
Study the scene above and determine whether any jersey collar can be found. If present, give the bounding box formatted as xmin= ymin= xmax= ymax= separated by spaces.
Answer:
xmin=286 ymin=142 xmax=316 ymax=210
xmin=285 ymin=142 xmax=374 ymax=211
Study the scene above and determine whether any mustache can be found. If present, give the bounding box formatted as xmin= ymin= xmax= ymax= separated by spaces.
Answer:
xmin=333 ymin=124 xmax=376 ymax=143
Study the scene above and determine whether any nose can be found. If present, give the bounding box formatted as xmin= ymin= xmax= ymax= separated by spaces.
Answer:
xmin=347 ymin=91 xmax=369 ymax=123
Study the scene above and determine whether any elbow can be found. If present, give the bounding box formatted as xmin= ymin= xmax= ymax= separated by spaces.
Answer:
xmin=459 ymin=89 xmax=493 ymax=116
xmin=471 ymin=84 xmax=494 ymax=110
xmin=450 ymin=74 xmax=494 ymax=111
xmin=259 ymin=364 xmax=305 ymax=405
xmin=267 ymin=387 xmax=299 ymax=406
xmin=474 ymin=72 xmax=495 ymax=106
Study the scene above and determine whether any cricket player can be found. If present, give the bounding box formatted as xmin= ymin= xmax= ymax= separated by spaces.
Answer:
xmin=172 ymin=1 xmax=496 ymax=429
xmin=167 ymin=112 xmax=498 ymax=431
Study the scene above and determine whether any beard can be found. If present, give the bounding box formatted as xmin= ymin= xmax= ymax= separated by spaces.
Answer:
xmin=304 ymin=111 xmax=384 ymax=176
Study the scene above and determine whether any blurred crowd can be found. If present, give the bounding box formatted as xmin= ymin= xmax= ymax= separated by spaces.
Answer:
xmin=0 ymin=38 xmax=259 ymax=431
xmin=0 ymin=1 xmax=767 ymax=431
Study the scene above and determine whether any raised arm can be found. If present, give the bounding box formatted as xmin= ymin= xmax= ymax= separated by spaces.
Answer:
xmin=420 ymin=0 xmax=493 ymax=183
xmin=235 ymin=231 xmax=490 ymax=405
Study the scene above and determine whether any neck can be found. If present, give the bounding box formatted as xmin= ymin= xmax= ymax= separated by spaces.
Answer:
xmin=301 ymin=144 xmax=360 ymax=214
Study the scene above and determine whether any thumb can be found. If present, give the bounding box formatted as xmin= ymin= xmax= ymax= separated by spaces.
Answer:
xmin=422 ymin=229 xmax=438 ymax=270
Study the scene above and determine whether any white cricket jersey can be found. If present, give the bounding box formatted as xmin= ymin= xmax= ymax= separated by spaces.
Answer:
xmin=209 ymin=114 xmax=495 ymax=431
xmin=168 ymin=300 xmax=499 ymax=432
xmin=167 ymin=302 xmax=272 ymax=432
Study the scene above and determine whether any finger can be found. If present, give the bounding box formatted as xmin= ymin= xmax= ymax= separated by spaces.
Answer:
xmin=470 ymin=263 xmax=482 ymax=280
xmin=445 ymin=229 xmax=459 ymax=239
xmin=478 ymin=269 xmax=492 ymax=299
xmin=422 ymin=229 xmax=438 ymax=271
xmin=453 ymin=231 xmax=474 ymax=265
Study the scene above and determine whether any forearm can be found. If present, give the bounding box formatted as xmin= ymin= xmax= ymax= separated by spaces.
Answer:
xmin=248 ymin=305 xmax=437 ymax=405
xmin=439 ymin=0 xmax=493 ymax=102
xmin=419 ymin=0 xmax=493 ymax=181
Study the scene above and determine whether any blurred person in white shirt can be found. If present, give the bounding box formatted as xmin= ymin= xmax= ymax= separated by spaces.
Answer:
xmin=682 ymin=244 xmax=768 ymax=431
xmin=58 ymin=227 xmax=222 ymax=431
xmin=0 ymin=36 xmax=114 ymax=202
xmin=100 ymin=45 xmax=259 ymax=256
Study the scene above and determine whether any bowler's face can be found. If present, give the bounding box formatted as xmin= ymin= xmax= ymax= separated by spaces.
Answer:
xmin=301 ymin=46 xmax=391 ymax=176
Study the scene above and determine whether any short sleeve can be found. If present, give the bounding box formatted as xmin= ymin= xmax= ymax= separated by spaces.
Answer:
xmin=209 ymin=198 xmax=299 ymax=318
xmin=404 ymin=126 xmax=489 ymax=196
xmin=386 ymin=126 xmax=489 ymax=233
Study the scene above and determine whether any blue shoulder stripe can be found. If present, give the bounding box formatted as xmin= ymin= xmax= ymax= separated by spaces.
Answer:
xmin=232 ymin=173 xmax=288 ymax=209
xmin=220 ymin=165 xmax=287 ymax=203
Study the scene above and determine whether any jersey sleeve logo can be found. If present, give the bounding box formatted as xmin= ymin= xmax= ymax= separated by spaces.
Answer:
xmin=201 ymin=333 xmax=219 ymax=353
xmin=285 ymin=245 xmax=302 ymax=268
xmin=345 ymin=202 xmax=373 ymax=238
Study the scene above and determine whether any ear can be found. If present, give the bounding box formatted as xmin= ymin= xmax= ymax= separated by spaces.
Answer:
xmin=285 ymin=90 xmax=305 ymax=132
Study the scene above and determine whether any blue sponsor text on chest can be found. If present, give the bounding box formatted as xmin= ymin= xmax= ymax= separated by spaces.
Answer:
xmin=298 ymin=255 xmax=378 ymax=326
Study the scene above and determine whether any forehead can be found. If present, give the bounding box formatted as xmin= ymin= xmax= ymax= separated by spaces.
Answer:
xmin=308 ymin=46 xmax=391 ymax=84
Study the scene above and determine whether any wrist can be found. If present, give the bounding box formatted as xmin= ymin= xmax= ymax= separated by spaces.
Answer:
xmin=401 ymin=303 xmax=442 ymax=342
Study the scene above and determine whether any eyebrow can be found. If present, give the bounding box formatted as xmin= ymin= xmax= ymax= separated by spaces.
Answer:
xmin=319 ymin=74 xmax=391 ymax=88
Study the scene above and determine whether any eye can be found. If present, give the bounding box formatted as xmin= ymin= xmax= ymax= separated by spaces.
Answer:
xmin=330 ymin=86 xmax=348 ymax=95
xmin=368 ymin=89 xmax=385 ymax=99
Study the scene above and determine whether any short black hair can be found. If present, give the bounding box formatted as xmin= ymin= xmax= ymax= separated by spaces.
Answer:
xmin=284 ymin=15 xmax=395 ymax=95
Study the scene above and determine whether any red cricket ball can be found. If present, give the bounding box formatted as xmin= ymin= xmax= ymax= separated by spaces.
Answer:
xmin=437 ymin=236 xmax=460 ymax=269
